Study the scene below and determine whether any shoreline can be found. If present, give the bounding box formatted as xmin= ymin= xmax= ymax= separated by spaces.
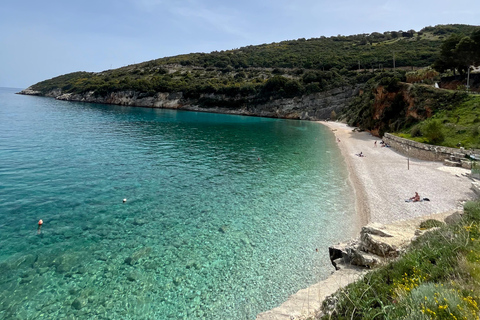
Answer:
xmin=256 ymin=121 xmax=476 ymax=320
xmin=320 ymin=121 xmax=474 ymax=225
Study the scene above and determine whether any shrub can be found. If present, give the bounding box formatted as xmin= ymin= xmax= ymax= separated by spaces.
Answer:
xmin=410 ymin=124 xmax=423 ymax=137
xmin=397 ymin=283 xmax=479 ymax=319
xmin=422 ymin=120 xmax=445 ymax=144
xmin=330 ymin=110 xmax=337 ymax=120
xmin=419 ymin=219 xmax=445 ymax=229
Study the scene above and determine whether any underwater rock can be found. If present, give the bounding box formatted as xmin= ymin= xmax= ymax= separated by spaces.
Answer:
xmin=37 ymin=267 xmax=49 ymax=275
xmin=185 ymin=260 xmax=200 ymax=270
xmin=33 ymin=252 xmax=56 ymax=268
xmin=124 ymin=247 xmax=152 ymax=265
xmin=218 ymin=225 xmax=229 ymax=233
xmin=53 ymin=254 xmax=80 ymax=273
xmin=20 ymin=269 xmax=36 ymax=278
xmin=71 ymin=297 xmax=87 ymax=310
xmin=126 ymin=271 xmax=139 ymax=282
xmin=132 ymin=218 xmax=148 ymax=226
xmin=12 ymin=254 xmax=37 ymax=269
xmin=19 ymin=274 xmax=35 ymax=284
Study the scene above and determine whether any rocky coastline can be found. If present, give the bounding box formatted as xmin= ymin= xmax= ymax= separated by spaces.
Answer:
xmin=18 ymin=86 xmax=359 ymax=121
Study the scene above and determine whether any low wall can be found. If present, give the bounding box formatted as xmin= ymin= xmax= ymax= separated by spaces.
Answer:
xmin=383 ymin=133 xmax=479 ymax=162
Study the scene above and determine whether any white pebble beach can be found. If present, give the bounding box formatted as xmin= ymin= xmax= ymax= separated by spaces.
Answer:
xmin=256 ymin=121 xmax=477 ymax=320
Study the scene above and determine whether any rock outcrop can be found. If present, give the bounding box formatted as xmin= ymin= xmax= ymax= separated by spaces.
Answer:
xmin=19 ymin=86 xmax=360 ymax=121
xmin=329 ymin=211 xmax=462 ymax=270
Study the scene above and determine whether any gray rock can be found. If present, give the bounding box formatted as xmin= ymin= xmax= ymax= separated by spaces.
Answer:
xmin=444 ymin=211 xmax=463 ymax=225
xmin=360 ymin=233 xmax=397 ymax=257
xmin=347 ymin=247 xmax=380 ymax=268
xmin=361 ymin=223 xmax=394 ymax=237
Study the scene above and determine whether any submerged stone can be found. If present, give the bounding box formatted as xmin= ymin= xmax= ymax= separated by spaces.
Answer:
xmin=71 ymin=297 xmax=87 ymax=310
xmin=124 ymin=247 xmax=152 ymax=265
xmin=218 ymin=225 xmax=229 ymax=233
xmin=126 ymin=271 xmax=139 ymax=282
xmin=132 ymin=218 xmax=148 ymax=226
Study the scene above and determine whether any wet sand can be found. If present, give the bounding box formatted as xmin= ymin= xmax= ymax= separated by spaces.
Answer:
xmin=256 ymin=121 xmax=476 ymax=320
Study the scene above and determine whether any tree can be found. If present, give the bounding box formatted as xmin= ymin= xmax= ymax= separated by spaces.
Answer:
xmin=433 ymin=28 xmax=480 ymax=74
xmin=455 ymin=37 xmax=478 ymax=73
xmin=433 ymin=34 xmax=463 ymax=74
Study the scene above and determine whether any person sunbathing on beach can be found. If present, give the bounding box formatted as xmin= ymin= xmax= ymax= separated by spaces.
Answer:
xmin=356 ymin=152 xmax=365 ymax=157
xmin=410 ymin=192 xmax=420 ymax=202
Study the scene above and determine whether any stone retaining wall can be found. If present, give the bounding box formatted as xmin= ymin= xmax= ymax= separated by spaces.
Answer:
xmin=383 ymin=133 xmax=480 ymax=162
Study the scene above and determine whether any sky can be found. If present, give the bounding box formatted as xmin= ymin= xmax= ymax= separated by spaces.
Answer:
xmin=1 ymin=0 xmax=479 ymax=89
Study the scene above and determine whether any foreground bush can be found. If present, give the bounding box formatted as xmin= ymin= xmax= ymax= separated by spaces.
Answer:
xmin=320 ymin=200 xmax=480 ymax=319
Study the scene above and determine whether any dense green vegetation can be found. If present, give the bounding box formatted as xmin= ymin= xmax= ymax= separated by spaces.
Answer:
xmin=29 ymin=24 xmax=478 ymax=104
xmin=342 ymin=73 xmax=480 ymax=149
xmin=26 ymin=24 xmax=480 ymax=148
xmin=398 ymin=94 xmax=480 ymax=149
xmin=317 ymin=200 xmax=480 ymax=319
xmin=433 ymin=28 xmax=480 ymax=75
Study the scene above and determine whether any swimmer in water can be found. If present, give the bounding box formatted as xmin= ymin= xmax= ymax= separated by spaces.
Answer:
xmin=37 ymin=219 xmax=43 ymax=234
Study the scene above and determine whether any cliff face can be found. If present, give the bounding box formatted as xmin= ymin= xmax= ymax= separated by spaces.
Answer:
xmin=19 ymin=86 xmax=360 ymax=121
xmin=345 ymin=81 xmax=468 ymax=137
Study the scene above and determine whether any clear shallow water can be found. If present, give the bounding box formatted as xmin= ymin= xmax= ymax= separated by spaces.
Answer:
xmin=0 ymin=87 xmax=358 ymax=319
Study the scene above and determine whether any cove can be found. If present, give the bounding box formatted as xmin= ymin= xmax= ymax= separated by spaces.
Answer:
xmin=0 ymin=87 xmax=358 ymax=319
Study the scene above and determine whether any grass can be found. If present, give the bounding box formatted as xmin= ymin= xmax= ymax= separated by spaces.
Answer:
xmin=318 ymin=199 xmax=480 ymax=319
xmin=398 ymin=95 xmax=480 ymax=149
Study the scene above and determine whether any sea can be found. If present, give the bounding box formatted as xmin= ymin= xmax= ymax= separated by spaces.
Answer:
xmin=0 ymin=87 xmax=358 ymax=320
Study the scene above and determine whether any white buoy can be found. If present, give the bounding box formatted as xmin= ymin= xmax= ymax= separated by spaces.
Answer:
xmin=123 ymin=198 xmax=127 ymax=203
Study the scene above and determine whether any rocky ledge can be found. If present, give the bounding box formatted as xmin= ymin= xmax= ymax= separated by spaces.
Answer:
xmin=329 ymin=210 xmax=463 ymax=270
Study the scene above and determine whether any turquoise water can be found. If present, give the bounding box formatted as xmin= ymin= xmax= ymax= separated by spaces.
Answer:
xmin=0 ymin=87 xmax=358 ymax=319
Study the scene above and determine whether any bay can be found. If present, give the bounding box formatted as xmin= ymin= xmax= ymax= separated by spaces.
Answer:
xmin=0 ymin=87 xmax=358 ymax=319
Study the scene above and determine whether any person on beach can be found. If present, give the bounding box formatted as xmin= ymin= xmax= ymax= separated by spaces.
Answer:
xmin=374 ymin=141 xmax=377 ymax=147
xmin=410 ymin=192 xmax=421 ymax=202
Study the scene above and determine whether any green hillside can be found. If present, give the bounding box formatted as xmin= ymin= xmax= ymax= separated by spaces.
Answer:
xmin=28 ymin=24 xmax=478 ymax=102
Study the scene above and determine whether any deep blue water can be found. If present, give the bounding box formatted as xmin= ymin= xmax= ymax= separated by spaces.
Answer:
xmin=0 ymin=87 xmax=358 ymax=319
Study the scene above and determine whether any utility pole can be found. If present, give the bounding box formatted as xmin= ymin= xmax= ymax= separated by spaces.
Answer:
xmin=393 ymin=52 xmax=396 ymax=71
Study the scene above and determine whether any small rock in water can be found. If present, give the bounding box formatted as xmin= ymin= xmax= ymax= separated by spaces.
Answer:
xmin=132 ymin=218 xmax=148 ymax=226
xmin=19 ymin=274 xmax=34 ymax=284
xmin=124 ymin=247 xmax=152 ymax=265
xmin=185 ymin=260 xmax=199 ymax=269
xmin=218 ymin=225 xmax=229 ymax=233
xmin=71 ymin=297 xmax=87 ymax=310
xmin=126 ymin=271 xmax=139 ymax=282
